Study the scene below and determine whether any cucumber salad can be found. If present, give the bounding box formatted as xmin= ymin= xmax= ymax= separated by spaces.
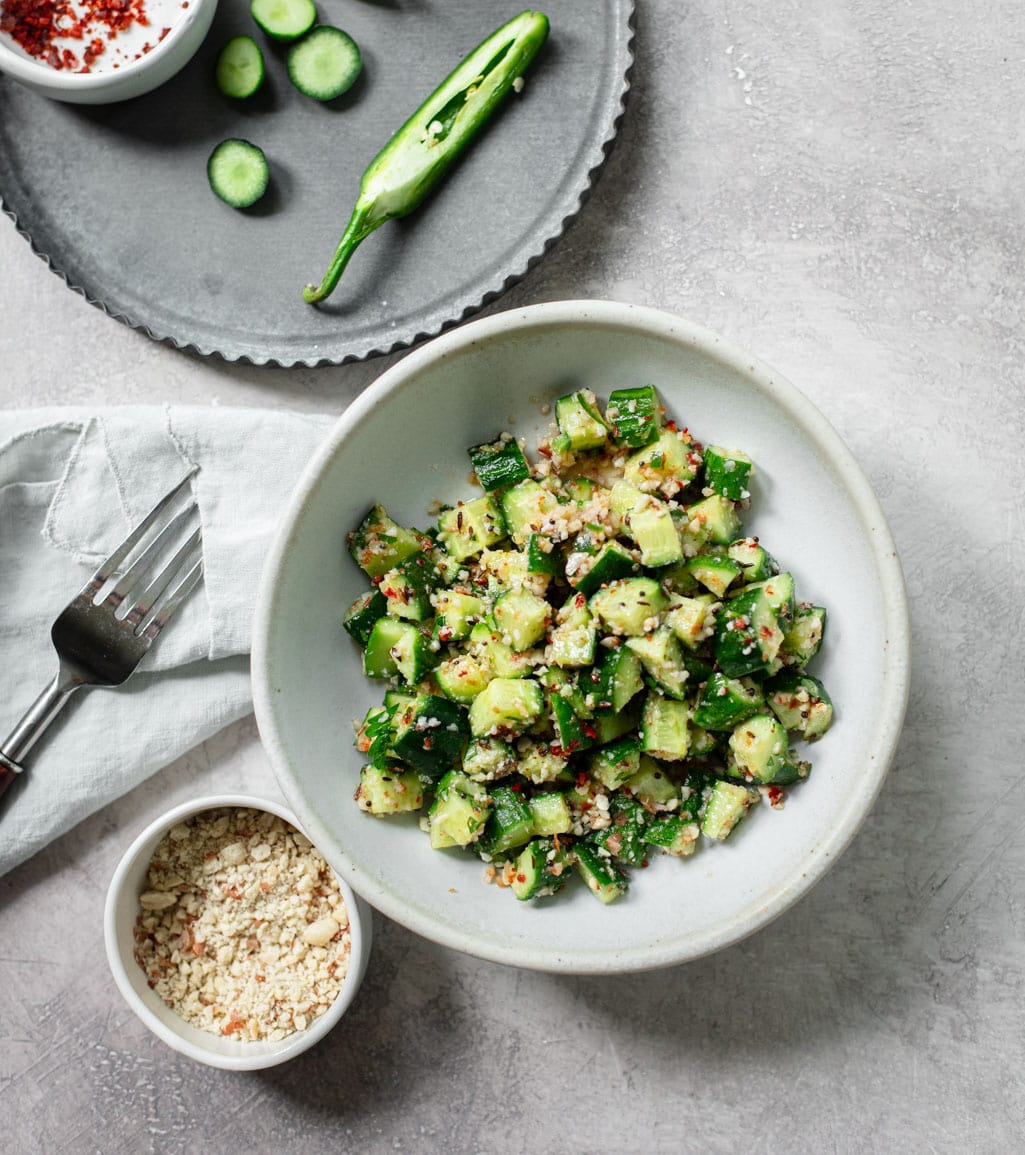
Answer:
xmin=343 ymin=385 xmax=834 ymax=905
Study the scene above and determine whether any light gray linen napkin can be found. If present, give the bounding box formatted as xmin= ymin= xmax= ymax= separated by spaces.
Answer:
xmin=0 ymin=406 xmax=334 ymax=876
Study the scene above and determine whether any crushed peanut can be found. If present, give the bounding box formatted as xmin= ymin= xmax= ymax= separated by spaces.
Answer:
xmin=133 ymin=807 xmax=350 ymax=1042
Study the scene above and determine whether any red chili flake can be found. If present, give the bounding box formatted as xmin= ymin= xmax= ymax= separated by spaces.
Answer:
xmin=1 ymin=0 xmax=152 ymax=71
xmin=582 ymin=724 xmax=597 ymax=740
xmin=576 ymin=771 xmax=589 ymax=788
xmin=511 ymin=783 xmax=522 ymax=792
xmin=422 ymin=737 xmax=433 ymax=750
xmin=516 ymin=874 xmax=526 ymax=884
xmin=767 ymin=785 xmax=784 ymax=806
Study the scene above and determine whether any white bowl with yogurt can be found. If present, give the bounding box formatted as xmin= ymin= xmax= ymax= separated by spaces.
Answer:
xmin=0 ymin=0 xmax=216 ymax=103
xmin=104 ymin=794 xmax=372 ymax=1070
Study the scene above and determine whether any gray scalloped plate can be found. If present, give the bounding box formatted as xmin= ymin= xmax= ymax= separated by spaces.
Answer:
xmin=0 ymin=1 xmax=634 ymax=367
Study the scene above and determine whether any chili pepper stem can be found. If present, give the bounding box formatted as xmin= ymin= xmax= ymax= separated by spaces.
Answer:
xmin=303 ymin=198 xmax=383 ymax=304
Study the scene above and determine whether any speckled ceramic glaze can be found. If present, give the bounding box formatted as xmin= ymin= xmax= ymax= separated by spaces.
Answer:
xmin=252 ymin=300 xmax=910 ymax=974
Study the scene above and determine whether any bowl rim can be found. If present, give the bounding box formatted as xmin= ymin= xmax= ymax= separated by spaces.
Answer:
xmin=252 ymin=298 xmax=911 ymax=973
xmin=103 ymin=792 xmax=370 ymax=1070
xmin=0 ymin=0 xmax=211 ymax=91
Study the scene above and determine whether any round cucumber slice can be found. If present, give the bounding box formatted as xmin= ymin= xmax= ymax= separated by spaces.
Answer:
xmin=207 ymin=139 xmax=270 ymax=209
xmin=215 ymin=36 xmax=265 ymax=99
xmin=287 ymin=25 xmax=363 ymax=101
xmin=250 ymin=0 xmax=316 ymax=42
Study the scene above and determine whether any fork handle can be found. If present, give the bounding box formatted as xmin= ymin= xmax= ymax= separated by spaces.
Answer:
xmin=0 ymin=671 xmax=81 ymax=799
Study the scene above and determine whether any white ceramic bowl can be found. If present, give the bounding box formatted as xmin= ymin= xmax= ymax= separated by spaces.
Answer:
xmin=252 ymin=299 xmax=910 ymax=974
xmin=0 ymin=0 xmax=216 ymax=104
xmin=104 ymin=793 xmax=371 ymax=1069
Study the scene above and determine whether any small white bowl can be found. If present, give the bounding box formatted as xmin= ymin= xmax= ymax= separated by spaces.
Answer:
xmin=104 ymin=793 xmax=371 ymax=1070
xmin=0 ymin=0 xmax=216 ymax=105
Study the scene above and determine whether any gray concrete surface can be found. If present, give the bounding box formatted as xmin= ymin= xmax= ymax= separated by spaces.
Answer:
xmin=2 ymin=1 xmax=1023 ymax=1152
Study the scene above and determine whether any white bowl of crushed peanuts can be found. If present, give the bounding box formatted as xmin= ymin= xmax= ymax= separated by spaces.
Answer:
xmin=104 ymin=794 xmax=371 ymax=1070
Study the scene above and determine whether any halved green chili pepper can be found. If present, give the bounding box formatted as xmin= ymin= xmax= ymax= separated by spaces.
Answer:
xmin=303 ymin=9 xmax=550 ymax=304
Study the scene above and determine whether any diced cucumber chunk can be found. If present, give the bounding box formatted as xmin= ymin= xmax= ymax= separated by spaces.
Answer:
xmin=605 ymin=385 xmax=662 ymax=448
xmin=782 ymin=604 xmax=827 ymax=666
xmin=569 ymin=540 xmax=638 ymax=596
xmin=478 ymin=548 xmax=549 ymax=598
xmin=590 ymin=794 xmax=650 ymax=866
xmin=550 ymin=692 xmax=595 ymax=755
xmin=701 ymin=780 xmax=753 ymax=840
xmin=728 ymin=537 xmax=778 ymax=583
xmin=342 ymin=589 xmax=387 ymax=647
xmin=438 ymin=496 xmax=506 ymax=561
xmin=766 ymin=671 xmax=834 ymax=739
xmin=692 ymin=672 xmax=764 ymax=731
xmin=511 ymin=838 xmax=571 ymax=900
xmin=590 ymin=644 xmax=644 ymax=713
xmin=714 ymin=587 xmax=784 ymax=677
xmin=469 ymin=622 xmax=532 ymax=679
xmin=392 ymin=695 xmax=470 ymax=780
xmin=434 ymin=654 xmax=492 ymax=703
xmin=688 ymin=725 xmax=719 ymax=757
xmin=462 ymin=737 xmax=516 ymax=782
xmin=547 ymin=594 xmax=596 ymax=668
xmin=553 ymin=390 xmax=609 ymax=451
xmin=468 ymin=677 xmax=544 ymax=737
xmin=645 ymin=814 xmax=700 ymax=857
xmin=528 ymin=792 xmax=572 ymax=836
xmin=381 ymin=552 xmax=439 ymax=621
xmin=468 ymin=435 xmax=531 ymax=491
xmin=626 ymin=628 xmax=689 ymax=700
xmin=431 ymin=589 xmax=487 ymax=643
xmin=623 ymin=428 xmax=699 ymax=496
xmin=575 ymin=843 xmax=628 ymax=903
xmin=589 ymin=736 xmax=641 ymax=790
xmin=680 ymin=494 xmax=741 ymax=550
xmin=493 ymin=588 xmax=551 ymax=651
xmin=500 ymin=479 xmax=559 ymax=546
xmin=686 ymin=554 xmax=741 ymax=597
xmin=727 ymin=714 xmax=789 ymax=784
xmin=589 ymin=577 xmax=667 ymax=636
xmin=525 ymin=533 xmax=561 ymax=576
xmin=703 ymin=445 xmax=754 ymax=501
xmin=640 ymin=694 xmax=690 ymax=760
xmin=745 ymin=571 xmax=796 ymax=623
xmin=363 ymin=617 xmax=433 ymax=683
xmin=627 ymin=499 xmax=683 ymax=568
xmin=665 ymin=593 xmax=718 ymax=651
xmin=349 ymin=504 xmax=425 ymax=578
xmin=429 ymin=771 xmax=490 ymax=848
xmin=356 ymin=764 xmax=425 ymax=815
xmin=591 ymin=704 xmax=641 ymax=745
xmin=479 ymin=785 xmax=534 ymax=856
xmin=623 ymin=755 xmax=679 ymax=806
xmin=518 ymin=740 xmax=570 ymax=785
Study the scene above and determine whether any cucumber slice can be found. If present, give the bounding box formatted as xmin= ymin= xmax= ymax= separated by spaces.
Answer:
xmin=215 ymin=36 xmax=265 ymax=100
xmin=287 ymin=25 xmax=363 ymax=101
xmin=251 ymin=0 xmax=316 ymax=42
xmin=468 ymin=436 xmax=531 ymax=492
xmin=207 ymin=139 xmax=269 ymax=209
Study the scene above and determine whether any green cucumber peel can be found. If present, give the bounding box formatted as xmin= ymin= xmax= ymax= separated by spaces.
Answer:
xmin=303 ymin=9 xmax=550 ymax=304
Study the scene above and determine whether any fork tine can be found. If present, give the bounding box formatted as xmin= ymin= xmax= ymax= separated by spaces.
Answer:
xmin=140 ymin=556 xmax=204 ymax=640
xmin=123 ymin=527 xmax=203 ymax=627
xmin=82 ymin=469 xmax=198 ymax=599
xmin=101 ymin=501 xmax=198 ymax=610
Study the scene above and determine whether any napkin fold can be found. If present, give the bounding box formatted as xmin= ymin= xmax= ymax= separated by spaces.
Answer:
xmin=0 ymin=406 xmax=334 ymax=877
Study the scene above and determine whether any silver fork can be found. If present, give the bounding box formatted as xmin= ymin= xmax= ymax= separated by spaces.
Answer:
xmin=0 ymin=471 xmax=204 ymax=800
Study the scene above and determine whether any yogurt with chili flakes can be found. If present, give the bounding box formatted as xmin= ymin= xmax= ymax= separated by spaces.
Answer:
xmin=0 ymin=0 xmax=189 ymax=74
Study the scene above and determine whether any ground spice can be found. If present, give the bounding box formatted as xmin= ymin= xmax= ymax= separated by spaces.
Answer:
xmin=0 ymin=0 xmax=151 ymax=73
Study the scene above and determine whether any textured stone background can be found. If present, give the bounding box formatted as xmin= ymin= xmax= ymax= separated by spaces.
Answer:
xmin=2 ymin=1 xmax=1023 ymax=1152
